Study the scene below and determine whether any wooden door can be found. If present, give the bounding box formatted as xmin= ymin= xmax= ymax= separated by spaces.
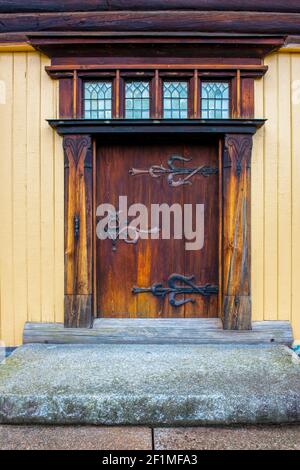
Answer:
xmin=96 ymin=139 xmax=219 ymax=318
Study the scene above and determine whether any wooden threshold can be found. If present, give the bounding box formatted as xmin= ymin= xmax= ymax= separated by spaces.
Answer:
xmin=23 ymin=319 xmax=293 ymax=346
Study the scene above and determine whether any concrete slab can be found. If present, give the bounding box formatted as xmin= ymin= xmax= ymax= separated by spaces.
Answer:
xmin=0 ymin=425 xmax=152 ymax=450
xmin=154 ymin=425 xmax=300 ymax=450
xmin=0 ymin=343 xmax=300 ymax=425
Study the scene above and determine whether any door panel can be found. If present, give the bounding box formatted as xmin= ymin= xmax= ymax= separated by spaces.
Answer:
xmin=96 ymin=140 xmax=219 ymax=318
xmin=182 ymin=143 xmax=219 ymax=317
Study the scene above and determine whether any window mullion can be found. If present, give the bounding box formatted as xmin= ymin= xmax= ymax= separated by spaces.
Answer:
xmin=153 ymin=70 xmax=161 ymax=118
xmin=114 ymin=70 xmax=121 ymax=118
xmin=193 ymin=70 xmax=199 ymax=119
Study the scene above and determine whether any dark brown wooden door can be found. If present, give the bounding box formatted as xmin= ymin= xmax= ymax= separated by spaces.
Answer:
xmin=96 ymin=139 xmax=219 ymax=318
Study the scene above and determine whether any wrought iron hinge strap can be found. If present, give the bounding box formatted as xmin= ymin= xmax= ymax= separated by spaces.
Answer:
xmin=129 ymin=155 xmax=218 ymax=187
xmin=132 ymin=273 xmax=218 ymax=307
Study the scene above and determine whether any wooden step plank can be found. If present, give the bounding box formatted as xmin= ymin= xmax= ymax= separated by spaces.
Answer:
xmin=23 ymin=320 xmax=293 ymax=346
xmin=93 ymin=318 xmax=223 ymax=329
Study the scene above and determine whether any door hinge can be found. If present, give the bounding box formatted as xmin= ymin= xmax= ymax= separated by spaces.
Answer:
xmin=129 ymin=155 xmax=218 ymax=187
xmin=132 ymin=273 xmax=218 ymax=307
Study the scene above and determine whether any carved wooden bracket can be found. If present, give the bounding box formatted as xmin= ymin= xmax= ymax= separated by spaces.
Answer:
xmin=222 ymin=133 xmax=252 ymax=330
xmin=63 ymin=134 xmax=93 ymax=327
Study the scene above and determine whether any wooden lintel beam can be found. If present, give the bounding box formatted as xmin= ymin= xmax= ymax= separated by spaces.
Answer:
xmin=46 ymin=65 xmax=268 ymax=78
xmin=46 ymin=64 xmax=268 ymax=70
xmin=2 ymin=2 xmax=300 ymax=14
xmin=0 ymin=11 xmax=298 ymax=35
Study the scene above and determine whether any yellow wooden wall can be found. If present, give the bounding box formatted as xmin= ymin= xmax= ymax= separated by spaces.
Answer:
xmin=0 ymin=51 xmax=64 ymax=345
xmin=0 ymin=49 xmax=300 ymax=344
xmin=252 ymin=51 xmax=300 ymax=341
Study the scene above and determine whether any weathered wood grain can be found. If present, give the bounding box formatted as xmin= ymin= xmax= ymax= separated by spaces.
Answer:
xmin=63 ymin=134 xmax=93 ymax=327
xmin=0 ymin=12 xmax=300 ymax=34
xmin=23 ymin=320 xmax=294 ymax=346
xmin=59 ymin=78 xmax=73 ymax=119
xmin=222 ymin=134 xmax=252 ymax=330
xmin=2 ymin=1 xmax=300 ymax=14
xmin=64 ymin=294 xmax=92 ymax=328
xmin=94 ymin=318 xmax=222 ymax=329
xmin=240 ymin=78 xmax=255 ymax=118
xmin=182 ymin=141 xmax=219 ymax=318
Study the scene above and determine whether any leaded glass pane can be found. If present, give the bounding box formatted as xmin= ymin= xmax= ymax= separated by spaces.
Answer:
xmin=163 ymin=81 xmax=188 ymax=118
xmin=201 ymin=82 xmax=229 ymax=119
xmin=84 ymin=81 xmax=112 ymax=119
xmin=125 ymin=81 xmax=150 ymax=119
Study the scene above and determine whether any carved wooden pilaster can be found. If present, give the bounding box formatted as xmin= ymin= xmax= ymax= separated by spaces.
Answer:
xmin=63 ymin=134 xmax=93 ymax=327
xmin=222 ymin=134 xmax=252 ymax=330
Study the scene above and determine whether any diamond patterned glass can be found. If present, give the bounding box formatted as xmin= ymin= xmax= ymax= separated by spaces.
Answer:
xmin=163 ymin=81 xmax=188 ymax=119
xmin=84 ymin=81 xmax=112 ymax=119
xmin=125 ymin=81 xmax=150 ymax=119
xmin=201 ymin=82 xmax=229 ymax=119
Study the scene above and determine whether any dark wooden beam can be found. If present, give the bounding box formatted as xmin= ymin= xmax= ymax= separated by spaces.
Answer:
xmin=2 ymin=1 xmax=300 ymax=14
xmin=0 ymin=11 xmax=299 ymax=35
xmin=48 ymin=118 xmax=265 ymax=136
xmin=28 ymin=34 xmax=284 ymax=60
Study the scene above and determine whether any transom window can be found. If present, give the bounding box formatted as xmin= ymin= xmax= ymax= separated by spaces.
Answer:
xmin=163 ymin=81 xmax=188 ymax=119
xmin=201 ymin=82 xmax=229 ymax=119
xmin=84 ymin=81 xmax=112 ymax=119
xmin=82 ymin=77 xmax=231 ymax=119
xmin=125 ymin=81 xmax=150 ymax=119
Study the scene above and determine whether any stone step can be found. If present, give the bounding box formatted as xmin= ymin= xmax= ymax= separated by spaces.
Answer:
xmin=0 ymin=343 xmax=300 ymax=425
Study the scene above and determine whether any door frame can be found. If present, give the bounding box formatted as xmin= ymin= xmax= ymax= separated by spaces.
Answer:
xmin=50 ymin=118 xmax=263 ymax=330
xmin=30 ymin=32 xmax=279 ymax=330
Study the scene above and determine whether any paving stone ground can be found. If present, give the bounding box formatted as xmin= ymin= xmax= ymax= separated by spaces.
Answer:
xmin=0 ymin=425 xmax=152 ymax=450
xmin=154 ymin=425 xmax=300 ymax=450
xmin=1 ymin=425 xmax=300 ymax=450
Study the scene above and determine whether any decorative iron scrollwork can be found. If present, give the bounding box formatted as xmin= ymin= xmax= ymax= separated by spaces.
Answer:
xmin=103 ymin=210 xmax=158 ymax=251
xmin=132 ymin=273 xmax=218 ymax=307
xmin=129 ymin=155 xmax=218 ymax=187
xmin=103 ymin=211 xmax=137 ymax=251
